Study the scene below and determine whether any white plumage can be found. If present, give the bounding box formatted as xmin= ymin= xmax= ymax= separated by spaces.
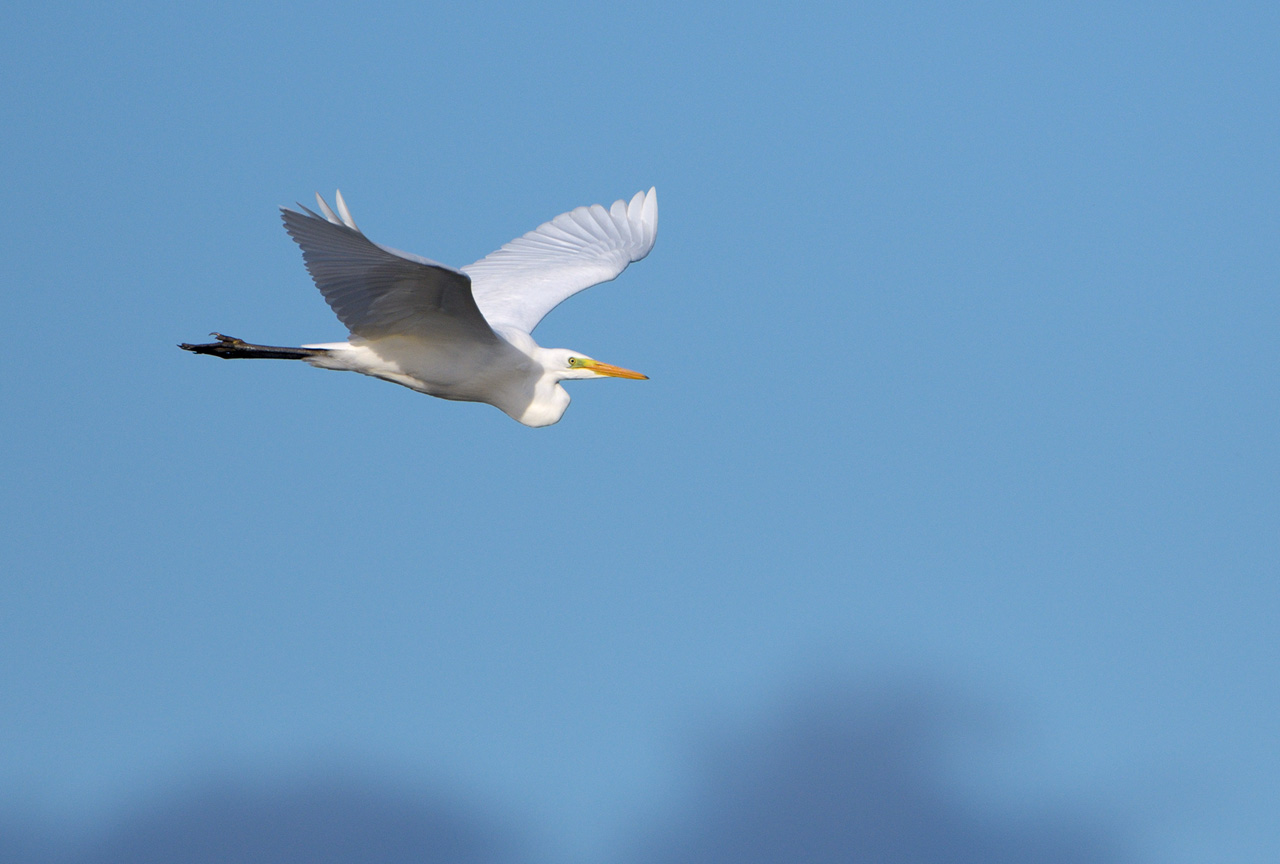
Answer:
xmin=183 ymin=189 xmax=657 ymax=427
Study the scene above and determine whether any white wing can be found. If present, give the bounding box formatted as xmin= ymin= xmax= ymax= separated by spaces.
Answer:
xmin=463 ymin=188 xmax=657 ymax=334
xmin=281 ymin=192 xmax=499 ymax=345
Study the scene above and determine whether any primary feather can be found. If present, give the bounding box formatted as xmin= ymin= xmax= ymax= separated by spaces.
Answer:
xmin=464 ymin=187 xmax=658 ymax=333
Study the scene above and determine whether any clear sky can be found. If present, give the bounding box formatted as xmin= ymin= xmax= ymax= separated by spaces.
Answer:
xmin=1 ymin=2 xmax=1277 ymax=862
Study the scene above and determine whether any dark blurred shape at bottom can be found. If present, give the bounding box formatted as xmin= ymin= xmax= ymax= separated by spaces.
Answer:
xmin=1 ymin=682 xmax=1128 ymax=864
xmin=7 ymin=772 xmax=517 ymax=864
xmin=628 ymin=685 xmax=1122 ymax=864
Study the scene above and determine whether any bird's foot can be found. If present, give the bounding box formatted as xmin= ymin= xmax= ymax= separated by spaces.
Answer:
xmin=179 ymin=333 xmax=251 ymax=358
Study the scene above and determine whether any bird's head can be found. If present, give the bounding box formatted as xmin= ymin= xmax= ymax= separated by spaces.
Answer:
xmin=546 ymin=348 xmax=648 ymax=382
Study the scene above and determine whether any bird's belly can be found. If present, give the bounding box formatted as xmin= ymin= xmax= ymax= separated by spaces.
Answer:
xmin=308 ymin=336 xmax=531 ymax=404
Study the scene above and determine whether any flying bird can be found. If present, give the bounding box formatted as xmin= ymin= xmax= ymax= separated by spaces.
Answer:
xmin=181 ymin=188 xmax=657 ymax=427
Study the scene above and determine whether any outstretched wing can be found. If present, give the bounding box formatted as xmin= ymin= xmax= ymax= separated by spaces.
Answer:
xmin=281 ymin=192 xmax=500 ymax=345
xmin=463 ymin=188 xmax=657 ymax=334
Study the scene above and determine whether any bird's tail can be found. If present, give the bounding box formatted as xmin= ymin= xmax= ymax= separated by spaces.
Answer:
xmin=179 ymin=333 xmax=330 ymax=360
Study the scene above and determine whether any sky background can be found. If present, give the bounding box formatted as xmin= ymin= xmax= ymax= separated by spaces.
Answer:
xmin=1 ymin=1 xmax=1277 ymax=862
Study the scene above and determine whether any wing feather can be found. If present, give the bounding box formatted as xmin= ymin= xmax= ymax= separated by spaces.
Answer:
xmin=313 ymin=193 xmax=342 ymax=225
xmin=463 ymin=188 xmax=657 ymax=334
xmin=281 ymin=193 xmax=498 ymax=344
xmin=334 ymin=190 xmax=359 ymax=231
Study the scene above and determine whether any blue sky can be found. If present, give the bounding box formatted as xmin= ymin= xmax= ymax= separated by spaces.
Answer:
xmin=1 ymin=1 xmax=1277 ymax=861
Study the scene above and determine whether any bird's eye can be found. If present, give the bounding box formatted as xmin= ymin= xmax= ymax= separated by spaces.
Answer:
xmin=568 ymin=357 xmax=579 ymax=367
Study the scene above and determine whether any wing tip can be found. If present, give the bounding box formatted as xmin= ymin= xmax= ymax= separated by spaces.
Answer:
xmin=334 ymin=189 xmax=360 ymax=232
xmin=632 ymin=186 xmax=658 ymax=257
xmin=313 ymin=192 xmax=342 ymax=226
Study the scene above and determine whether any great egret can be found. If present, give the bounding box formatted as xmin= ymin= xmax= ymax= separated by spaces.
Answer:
xmin=181 ymin=188 xmax=657 ymax=427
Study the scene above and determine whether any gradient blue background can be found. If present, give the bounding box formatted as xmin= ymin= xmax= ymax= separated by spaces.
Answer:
xmin=2 ymin=2 xmax=1277 ymax=861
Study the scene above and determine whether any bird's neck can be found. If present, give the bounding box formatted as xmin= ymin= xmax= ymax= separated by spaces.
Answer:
xmin=488 ymin=329 xmax=570 ymax=427
xmin=515 ymin=378 xmax=571 ymax=427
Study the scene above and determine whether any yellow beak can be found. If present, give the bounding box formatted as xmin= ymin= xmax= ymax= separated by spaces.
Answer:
xmin=584 ymin=360 xmax=648 ymax=380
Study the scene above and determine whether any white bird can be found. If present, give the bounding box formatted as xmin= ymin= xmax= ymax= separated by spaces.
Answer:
xmin=182 ymin=188 xmax=657 ymax=427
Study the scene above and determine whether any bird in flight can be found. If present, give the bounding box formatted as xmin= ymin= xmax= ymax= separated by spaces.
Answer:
xmin=181 ymin=188 xmax=657 ymax=426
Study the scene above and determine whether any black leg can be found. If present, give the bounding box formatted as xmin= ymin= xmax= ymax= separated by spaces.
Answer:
xmin=178 ymin=333 xmax=329 ymax=360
